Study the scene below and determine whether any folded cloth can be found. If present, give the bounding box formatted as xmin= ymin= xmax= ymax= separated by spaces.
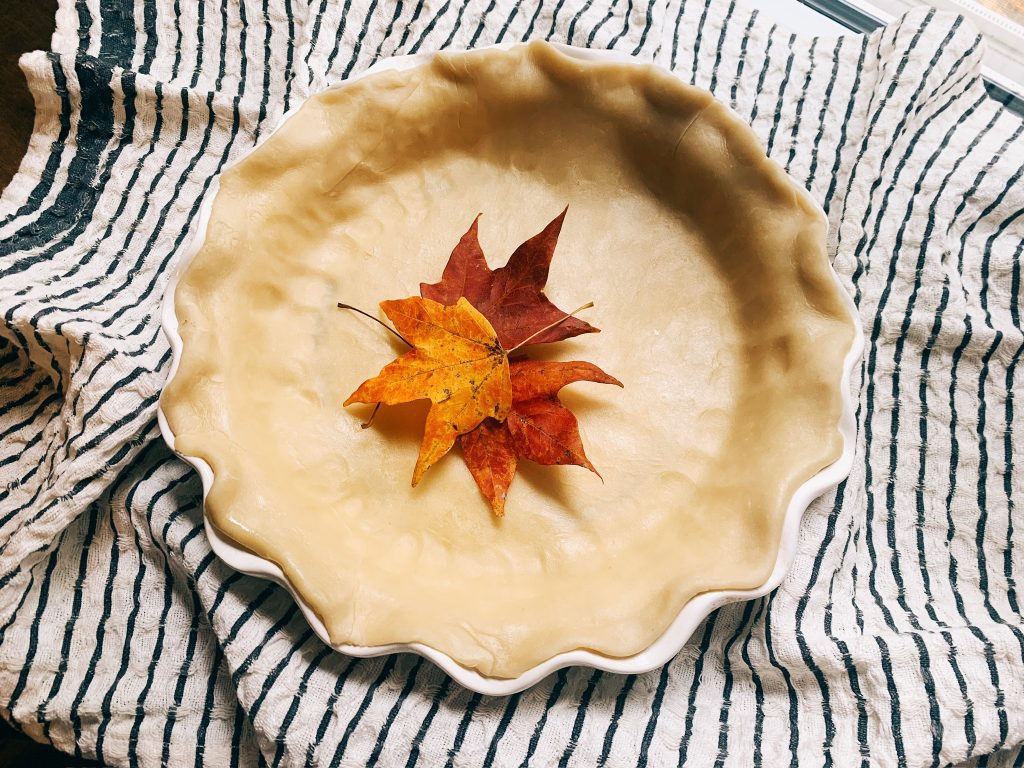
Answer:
xmin=0 ymin=1 xmax=1022 ymax=765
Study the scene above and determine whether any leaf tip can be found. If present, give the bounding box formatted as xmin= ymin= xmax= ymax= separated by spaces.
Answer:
xmin=491 ymin=496 xmax=506 ymax=517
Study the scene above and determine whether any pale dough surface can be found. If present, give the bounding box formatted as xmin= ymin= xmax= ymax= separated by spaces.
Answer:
xmin=162 ymin=42 xmax=855 ymax=678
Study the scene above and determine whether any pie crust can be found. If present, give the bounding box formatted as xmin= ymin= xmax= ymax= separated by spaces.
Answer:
xmin=160 ymin=42 xmax=858 ymax=680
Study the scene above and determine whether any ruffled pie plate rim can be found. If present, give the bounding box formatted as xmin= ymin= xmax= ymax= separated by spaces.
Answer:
xmin=156 ymin=42 xmax=864 ymax=696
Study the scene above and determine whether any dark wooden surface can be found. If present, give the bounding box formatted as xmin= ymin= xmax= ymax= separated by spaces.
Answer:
xmin=0 ymin=2 xmax=104 ymax=765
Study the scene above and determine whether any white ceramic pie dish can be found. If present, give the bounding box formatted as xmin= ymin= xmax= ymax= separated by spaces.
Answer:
xmin=157 ymin=42 xmax=863 ymax=696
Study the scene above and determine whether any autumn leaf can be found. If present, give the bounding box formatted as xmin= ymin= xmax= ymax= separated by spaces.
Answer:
xmin=461 ymin=359 xmax=623 ymax=516
xmin=461 ymin=418 xmax=518 ymax=517
xmin=344 ymin=296 xmax=512 ymax=485
xmin=420 ymin=209 xmax=599 ymax=349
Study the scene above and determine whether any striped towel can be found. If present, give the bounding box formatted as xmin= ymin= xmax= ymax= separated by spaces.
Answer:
xmin=1 ymin=0 xmax=1022 ymax=765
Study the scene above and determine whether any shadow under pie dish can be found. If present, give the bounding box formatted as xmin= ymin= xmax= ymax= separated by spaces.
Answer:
xmin=157 ymin=41 xmax=862 ymax=695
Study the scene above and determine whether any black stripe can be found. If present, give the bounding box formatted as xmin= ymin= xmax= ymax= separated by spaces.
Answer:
xmin=764 ymin=34 xmax=798 ymax=156
xmin=727 ymin=9 xmax=757 ymax=108
xmin=98 ymin=0 xmax=138 ymax=68
xmin=4 ymin=544 xmax=63 ymax=714
xmin=762 ymin=599 xmax=800 ymax=765
xmin=739 ymin=598 xmax=768 ymax=767
xmin=195 ymin=571 xmax=247 ymax=768
xmin=126 ymin=495 xmax=203 ymax=768
xmin=586 ymin=0 xmax=619 ymax=47
xmin=409 ymin=0 xmax=452 ymax=53
xmin=272 ymin=644 xmax=334 ymax=766
xmin=522 ymin=0 xmax=547 ymax=41
xmin=303 ymin=656 xmax=359 ymax=767
xmin=282 ymin=0 xmax=296 ymax=110
xmin=637 ymin=664 xmax=672 ymax=766
xmin=557 ymin=670 xmax=602 ymax=767
xmin=630 ymin=0 xmax=655 ymax=55
xmin=230 ymin=702 xmax=247 ymax=768
xmin=912 ymin=633 xmax=943 ymax=767
xmin=327 ymin=656 xmax=399 ymax=763
xmin=714 ymin=602 xmax=757 ymax=768
xmin=565 ymin=0 xmax=597 ymax=46
xmin=304 ymin=0 xmax=331 ymax=76
xmin=255 ymin=0 xmax=274 ymax=136
xmin=804 ymin=37 xmax=842 ymax=189
xmin=782 ymin=36 xmax=817 ymax=173
xmin=469 ymin=0 xmax=499 ymax=46
xmin=373 ymin=1 xmax=406 ymax=57
xmin=440 ymin=0 xmax=473 ymax=49
xmin=675 ymin=614 xmax=720 ymax=766
xmin=821 ymin=34 xmax=868 ymax=213
xmin=189 ymin=0 xmax=206 ymax=88
xmin=605 ymin=0 xmax=634 ymax=50
xmin=170 ymin=0 xmax=184 ymax=78
xmin=139 ymin=0 xmax=157 ymax=73
xmin=494 ymin=0 xmax=521 ymax=44
xmin=518 ymin=671 xmax=568 ymax=767
xmin=443 ymin=689 xmax=483 ymax=766
xmin=230 ymin=603 xmax=301 ymax=686
xmin=247 ymin=629 xmax=317 ymax=724
xmin=596 ymin=675 xmax=635 ymax=767
xmin=874 ymin=637 xmax=907 ymax=763
xmin=72 ymin=0 xmax=92 ymax=64
xmin=403 ymin=675 xmax=452 ymax=768
xmin=746 ymin=23 xmax=777 ymax=124
xmin=686 ymin=0 xmax=711 ymax=79
xmin=482 ymin=690 xmax=522 ymax=767
xmin=366 ymin=658 xmax=425 ymax=766
xmin=707 ymin=0 xmax=736 ymax=94
xmin=823 ymin=532 xmax=870 ymax=767
xmin=1003 ymin=240 xmax=1022 ymax=617
xmin=160 ymin=572 xmax=210 ymax=766
xmin=341 ymin=0 xmax=381 ymax=78
xmin=396 ymin=0 xmax=428 ymax=50
xmin=0 ymin=569 xmax=34 ymax=646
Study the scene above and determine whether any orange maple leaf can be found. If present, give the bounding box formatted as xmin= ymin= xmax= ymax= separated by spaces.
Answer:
xmin=461 ymin=359 xmax=622 ymax=516
xmin=344 ymin=296 xmax=512 ymax=485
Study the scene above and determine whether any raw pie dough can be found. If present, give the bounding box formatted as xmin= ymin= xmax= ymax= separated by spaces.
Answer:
xmin=162 ymin=42 xmax=855 ymax=678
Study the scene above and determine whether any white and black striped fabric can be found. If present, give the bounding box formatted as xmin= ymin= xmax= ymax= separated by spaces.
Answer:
xmin=0 ymin=1 xmax=1022 ymax=765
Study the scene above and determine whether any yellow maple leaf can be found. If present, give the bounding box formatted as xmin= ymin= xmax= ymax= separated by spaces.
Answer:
xmin=344 ymin=296 xmax=512 ymax=485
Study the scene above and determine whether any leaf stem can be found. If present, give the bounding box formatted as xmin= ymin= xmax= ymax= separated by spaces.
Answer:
xmin=360 ymin=402 xmax=381 ymax=429
xmin=507 ymin=302 xmax=594 ymax=353
xmin=337 ymin=302 xmax=412 ymax=347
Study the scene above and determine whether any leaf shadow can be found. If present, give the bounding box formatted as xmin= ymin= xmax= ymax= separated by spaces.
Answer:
xmin=514 ymin=460 xmax=580 ymax=514
xmin=348 ymin=399 xmax=431 ymax=445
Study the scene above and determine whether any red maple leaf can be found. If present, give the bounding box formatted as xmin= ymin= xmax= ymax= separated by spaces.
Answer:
xmin=460 ymin=359 xmax=622 ymax=516
xmin=420 ymin=209 xmax=599 ymax=349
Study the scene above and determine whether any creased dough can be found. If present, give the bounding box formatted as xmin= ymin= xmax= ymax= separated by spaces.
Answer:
xmin=162 ymin=42 xmax=855 ymax=678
